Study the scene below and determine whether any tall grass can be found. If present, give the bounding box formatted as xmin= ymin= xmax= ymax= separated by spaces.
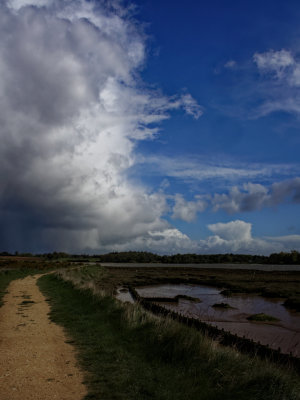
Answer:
xmin=38 ymin=269 xmax=300 ymax=400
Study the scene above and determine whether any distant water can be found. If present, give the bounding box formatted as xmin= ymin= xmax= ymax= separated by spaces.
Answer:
xmin=102 ymin=262 xmax=300 ymax=271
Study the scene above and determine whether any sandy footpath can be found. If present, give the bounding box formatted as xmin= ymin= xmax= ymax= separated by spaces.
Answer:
xmin=0 ymin=274 xmax=87 ymax=400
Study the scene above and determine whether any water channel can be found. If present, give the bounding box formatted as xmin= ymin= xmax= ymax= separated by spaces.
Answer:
xmin=117 ymin=284 xmax=300 ymax=357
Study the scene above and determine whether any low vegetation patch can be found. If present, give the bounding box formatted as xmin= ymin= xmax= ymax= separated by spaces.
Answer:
xmin=247 ymin=313 xmax=280 ymax=322
xmin=143 ymin=294 xmax=201 ymax=303
xmin=212 ymin=302 xmax=234 ymax=309
xmin=142 ymin=296 xmax=178 ymax=303
xmin=175 ymin=294 xmax=201 ymax=302
xmin=37 ymin=272 xmax=300 ymax=400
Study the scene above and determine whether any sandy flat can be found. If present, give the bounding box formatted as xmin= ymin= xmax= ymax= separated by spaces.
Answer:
xmin=0 ymin=274 xmax=87 ymax=400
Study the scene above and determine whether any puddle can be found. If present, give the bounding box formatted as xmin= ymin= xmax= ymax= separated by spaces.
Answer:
xmin=116 ymin=288 xmax=135 ymax=304
xmin=136 ymin=284 xmax=300 ymax=357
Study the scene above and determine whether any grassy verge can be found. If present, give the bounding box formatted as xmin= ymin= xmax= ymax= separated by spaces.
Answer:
xmin=38 ymin=272 xmax=300 ymax=400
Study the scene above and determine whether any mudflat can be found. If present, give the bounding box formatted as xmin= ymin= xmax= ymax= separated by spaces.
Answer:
xmin=0 ymin=274 xmax=87 ymax=400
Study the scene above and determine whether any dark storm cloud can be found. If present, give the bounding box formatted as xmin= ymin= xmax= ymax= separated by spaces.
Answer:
xmin=0 ymin=0 xmax=202 ymax=253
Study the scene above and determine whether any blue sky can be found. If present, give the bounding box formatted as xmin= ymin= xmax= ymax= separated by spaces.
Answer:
xmin=129 ymin=0 xmax=300 ymax=245
xmin=0 ymin=0 xmax=299 ymax=254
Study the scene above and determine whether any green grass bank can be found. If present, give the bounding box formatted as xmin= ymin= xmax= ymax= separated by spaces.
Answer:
xmin=38 ymin=273 xmax=300 ymax=400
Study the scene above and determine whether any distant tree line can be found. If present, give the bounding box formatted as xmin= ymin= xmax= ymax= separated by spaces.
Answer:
xmin=1 ymin=250 xmax=300 ymax=264
xmin=92 ymin=250 xmax=300 ymax=264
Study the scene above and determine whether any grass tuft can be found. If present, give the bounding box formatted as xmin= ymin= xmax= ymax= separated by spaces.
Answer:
xmin=247 ymin=313 xmax=280 ymax=322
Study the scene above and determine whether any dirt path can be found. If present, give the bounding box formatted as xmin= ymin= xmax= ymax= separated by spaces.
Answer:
xmin=0 ymin=275 xmax=87 ymax=400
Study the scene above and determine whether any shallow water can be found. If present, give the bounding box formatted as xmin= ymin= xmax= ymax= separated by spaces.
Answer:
xmin=136 ymin=284 xmax=300 ymax=356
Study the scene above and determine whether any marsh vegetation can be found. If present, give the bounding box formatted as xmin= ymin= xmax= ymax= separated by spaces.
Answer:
xmin=1 ymin=260 xmax=300 ymax=399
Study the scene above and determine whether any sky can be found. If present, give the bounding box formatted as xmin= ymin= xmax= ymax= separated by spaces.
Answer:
xmin=0 ymin=0 xmax=300 ymax=255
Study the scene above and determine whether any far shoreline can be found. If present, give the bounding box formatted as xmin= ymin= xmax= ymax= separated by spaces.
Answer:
xmin=100 ymin=262 xmax=300 ymax=271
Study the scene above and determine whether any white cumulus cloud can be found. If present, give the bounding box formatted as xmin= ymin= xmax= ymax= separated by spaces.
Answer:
xmin=200 ymin=220 xmax=300 ymax=255
xmin=207 ymin=220 xmax=252 ymax=241
xmin=171 ymin=194 xmax=207 ymax=222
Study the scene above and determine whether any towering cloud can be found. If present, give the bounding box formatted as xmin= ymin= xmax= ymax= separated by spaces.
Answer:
xmin=0 ymin=0 xmax=201 ymax=252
